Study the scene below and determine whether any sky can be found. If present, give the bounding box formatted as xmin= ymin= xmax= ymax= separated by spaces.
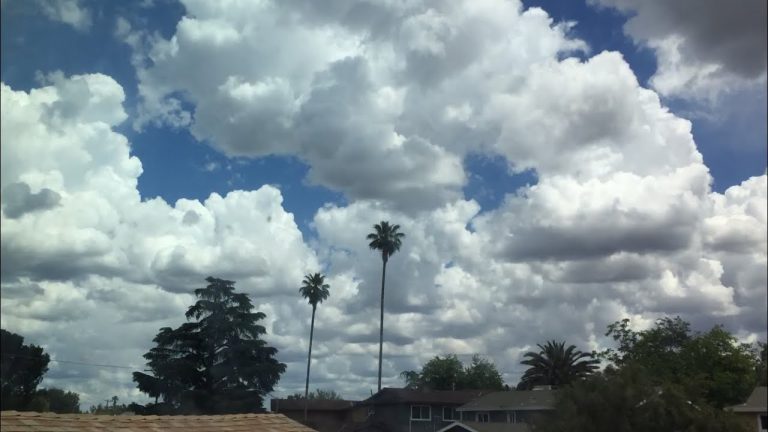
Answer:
xmin=1 ymin=0 xmax=766 ymax=410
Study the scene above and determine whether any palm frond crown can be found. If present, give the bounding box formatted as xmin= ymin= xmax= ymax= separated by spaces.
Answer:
xmin=367 ymin=221 xmax=406 ymax=262
xmin=299 ymin=273 xmax=330 ymax=307
xmin=519 ymin=340 xmax=599 ymax=389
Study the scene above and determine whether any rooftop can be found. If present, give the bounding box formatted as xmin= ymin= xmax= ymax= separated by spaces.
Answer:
xmin=0 ymin=411 xmax=316 ymax=432
xmin=728 ymin=386 xmax=767 ymax=413
xmin=438 ymin=421 xmax=532 ymax=432
xmin=457 ymin=390 xmax=558 ymax=412
xmin=360 ymin=388 xmax=490 ymax=406
xmin=270 ymin=399 xmax=358 ymax=411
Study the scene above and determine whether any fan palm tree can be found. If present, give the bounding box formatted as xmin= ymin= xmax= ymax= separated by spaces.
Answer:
xmin=367 ymin=221 xmax=405 ymax=391
xmin=519 ymin=340 xmax=599 ymax=389
xmin=299 ymin=272 xmax=330 ymax=420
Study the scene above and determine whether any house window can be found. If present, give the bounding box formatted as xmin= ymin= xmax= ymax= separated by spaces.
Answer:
xmin=442 ymin=407 xmax=459 ymax=421
xmin=760 ymin=414 xmax=767 ymax=431
xmin=411 ymin=405 xmax=431 ymax=421
xmin=475 ymin=412 xmax=490 ymax=423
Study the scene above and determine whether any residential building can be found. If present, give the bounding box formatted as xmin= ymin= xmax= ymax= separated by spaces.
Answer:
xmin=0 ymin=410 xmax=316 ymax=431
xmin=455 ymin=389 xmax=556 ymax=426
xmin=728 ymin=386 xmax=767 ymax=432
xmin=271 ymin=398 xmax=358 ymax=432
xmin=346 ymin=388 xmax=490 ymax=432
xmin=437 ymin=421 xmax=532 ymax=432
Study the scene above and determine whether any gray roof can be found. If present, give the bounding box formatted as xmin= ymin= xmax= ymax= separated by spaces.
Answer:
xmin=438 ymin=421 xmax=532 ymax=432
xmin=457 ymin=391 xmax=557 ymax=412
xmin=360 ymin=388 xmax=490 ymax=406
xmin=729 ymin=386 xmax=767 ymax=413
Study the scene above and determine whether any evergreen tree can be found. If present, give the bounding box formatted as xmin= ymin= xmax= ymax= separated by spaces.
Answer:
xmin=133 ymin=277 xmax=286 ymax=413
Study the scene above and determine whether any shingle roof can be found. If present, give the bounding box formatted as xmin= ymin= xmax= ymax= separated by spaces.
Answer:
xmin=360 ymin=388 xmax=490 ymax=405
xmin=728 ymin=386 xmax=767 ymax=413
xmin=270 ymin=399 xmax=358 ymax=411
xmin=0 ymin=411 xmax=316 ymax=432
xmin=456 ymin=391 xmax=557 ymax=412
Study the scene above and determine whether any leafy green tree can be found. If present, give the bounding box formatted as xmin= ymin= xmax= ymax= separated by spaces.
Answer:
xmin=400 ymin=354 xmax=505 ymax=390
xmin=35 ymin=388 xmax=81 ymax=413
xmin=462 ymin=355 xmax=505 ymax=390
xmin=534 ymin=366 xmax=750 ymax=432
xmin=133 ymin=277 xmax=286 ymax=414
xmin=367 ymin=221 xmax=405 ymax=391
xmin=287 ymin=389 xmax=344 ymax=400
xmin=755 ymin=341 xmax=767 ymax=386
xmin=1 ymin=329 xmax=50 ymax=410
xmin=599 ymin=317 xmax=759 ymax=408
xmin=408 ymin=355 xmax=464 ymax=390
xmin=299 ymin=272 xmax=330 ymax=419
xmin=518 ymin=340 xmax=598 ymax=390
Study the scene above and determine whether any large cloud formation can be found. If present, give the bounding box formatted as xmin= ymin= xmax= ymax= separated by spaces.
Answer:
xmin=589 ymin=0 xmax=767 ymax=99
xmin=1 ymin=0 xmax=766 ymax=409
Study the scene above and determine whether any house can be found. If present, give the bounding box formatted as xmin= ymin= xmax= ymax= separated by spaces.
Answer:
xmin=346 ymin=388 xmax=490 ymax=432
xmin=728 ymin=386 xmax=767 ymax=432
xmin=454 ymin=389 xmax=557 ymax=426
xmin=0 ymin=410 xmax=316 ymax=431
xmin=437 ymin=421 xmax=533 ymax=432
xmin=271 ymin=398 xmax=358 ymax=432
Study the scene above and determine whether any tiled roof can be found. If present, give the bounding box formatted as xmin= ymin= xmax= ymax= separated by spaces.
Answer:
xmin=0 ymin=411 xmax=316 ymax=432
xmin=728 ymin=386 xmax=767 ymax=413
xmin=270 ymin=399 xmax=358 ymax=411
xmin=457 ymin=391 xmax=557 ymax=412
xmin=360 ymin=388 xmax=490 ymax=405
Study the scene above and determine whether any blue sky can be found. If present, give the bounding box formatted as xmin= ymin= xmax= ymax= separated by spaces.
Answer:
xmin=1 ymin=0 xmax=766 ymax=409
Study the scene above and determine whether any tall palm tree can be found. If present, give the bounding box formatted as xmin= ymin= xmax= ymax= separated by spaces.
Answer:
xmin=366 ymin=221 xmax=405 ymax=391
xmin=299 ymin=272 xmax=330 ymax=420
xmin=519 ymin=340 xmax=599 ymax=389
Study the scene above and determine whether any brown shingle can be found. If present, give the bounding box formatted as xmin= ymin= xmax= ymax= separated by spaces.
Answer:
xmin=0 ymin=411 xmax=316 ymax=432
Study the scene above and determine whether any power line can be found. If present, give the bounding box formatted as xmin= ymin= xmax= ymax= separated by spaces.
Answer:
xmin=1 ymin=353 xmax=135 ymax=370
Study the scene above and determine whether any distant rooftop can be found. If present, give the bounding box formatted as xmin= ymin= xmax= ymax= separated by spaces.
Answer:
xmin=0 ymin=410 xmax=315 ymax=432
xmin=440 ymin=420 xmax=532 ymax=432
xmin=360 ymin=388 xmax=491 ymax=405
xmin=457 ymin=390 xmax=558 ymax=412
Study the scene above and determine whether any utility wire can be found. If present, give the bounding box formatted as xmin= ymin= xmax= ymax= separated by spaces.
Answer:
xmin=1 ymin=353 xmax=135 ymax=370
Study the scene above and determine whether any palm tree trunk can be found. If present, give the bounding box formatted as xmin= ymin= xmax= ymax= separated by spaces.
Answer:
xmin=378 ymin=257 xmax=387 ymax=392
xmin=304 ymin=304 xmax=316 ymax=422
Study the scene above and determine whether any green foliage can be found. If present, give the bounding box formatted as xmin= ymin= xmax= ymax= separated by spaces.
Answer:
xmin=1 ymin=329 xmax=50 ymax=410
xmin=132 ymin=277 xmax=286 ymax=414
xmin=35 ymin=388 xmax=81 ymax=413
xmin=286 ymin=389 xmax=344 ymax=400
xmin=534 ymin=366 xmax=750 ymax=432
xmin=89 ymin=398 xmax=133 ymax=415
xmin=299 ymin=273 xmax=331 ymax=308
xmin=367 ymin=221 xmax=405 ymax=263
xmin=518 ymin=340 xmax=598 ymax=390
xmin=598 ymin=317 xmax=760 ymax=408
xmin=756 ymin=341 xmax=767 ymax=386
xmin=400 ymin=354 xmax=505 ymax=390
xmin=462 ymin=355 xmax=505 ymax=390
